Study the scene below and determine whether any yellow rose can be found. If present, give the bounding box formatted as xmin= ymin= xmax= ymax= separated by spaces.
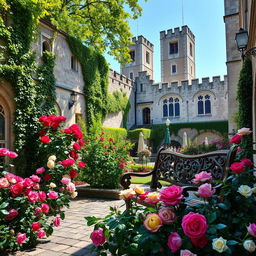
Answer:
xmin=212 ymin=237 xmax=228 ymax=253
xmin=119 ymin=189 xmax=135 ymax=200
xmin=49 ymin=182 xmax=56 ymax=188
xmin=243 ymin=240 xmax=256 ymax=253
xmin=134 ymin=186 xmax=145 ymax=194
xmin=47 ymin=160 xmax=55 ymax=169
xmin=237 ymin=185 xmax=252 ymax=198
xmin=71 ymin=192 xmax=78 ymax=198
xmin=143 ymin=213 xmax=162 ymax=232
xmin=48 ymin=155 xmax=56 ymax=161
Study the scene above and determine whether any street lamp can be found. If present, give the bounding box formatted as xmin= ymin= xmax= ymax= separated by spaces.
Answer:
xmin=68 ymin=91 xmax=77 ymax=109
xmin=235 ymin=28 xmax=256 ymax=60
xmin=164 ymin=118 xmax=171 ymax=148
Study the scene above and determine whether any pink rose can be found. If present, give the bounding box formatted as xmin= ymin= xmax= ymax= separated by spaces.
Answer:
xmin=30 ymin=175 xmax=41 ymax=183
xmin=17 ymin=233 xmax=27 ymax=244
xmin=27 ymin=191 xmax=39 ymax=203
xmin=167 ymin=232 xmax=182 ymax=253
xmin=237 ymin=127 xmax=252 ymax=135
xmin=66 ymin=183 xmax=76 ymax=193
xmin=10 ymin=183 xmax=23 ymax=197
xmin=36 ymin=167 xmax=45 ymax=174
xmin=61 ymin=177 xmax=71 ymax=185
xmin=5 ymin=173 xmax=17 ymax=183
xmin=0 ymin=147 xmax=9 ymax=156
xmin=35 ymin=207 xmax=42 ymax=214
xmin=248 ymin=223 xmax=256 ymax=237
xmin=158 ymin=208 xmax=177 ymax=224
xmin=78 ymin=161 xmax=86 ymax=168
xmin=38 ymin=191 xmax=46 ymax=202
xmin=191 ymin=235 xmax=208 ymax=248
xmin=41 ymin=203 xmax=50 ymax=213
xmin=37 ymin=229 xmax=46 ymax=239
xmin=47 ymin=191 xmax=58 ymax=199
xmin=230 ymin=162 xmax=246 ymax=174
xmin=32 ymin=222 xmax=41 ymax=232
xmin=79 ymin=139 xmax=85 ymax=146
xmin=54 ymin=217 xmax=61 ymax=227
xmin=73 ymin=143 xmax=81 ymax=151
xmin=160 ymin=185 xmax=184 ymax=206
xmin=138 ymin=191 xmax=149 ymax=202
xmin=230 ymin=134 xmax=242 ymax=144
xmin=23 ymin=178 xmax=34 ymax=188
xmin=61 ymin=159 xmax=75 ymax=167
xmin=198 ymin=183 xmax=216 ymax=198
xmin=193 ymin=171 xmax=212 ymax=184
xmin=91 ymin=228 xmax=106 ymax=246
xmin=181 ymin=212 xmax=208 ymax=239
xmin=40 ymin=135 xmax=51 ymax=144
xmin=241 ymin=158 xmax=253 ymax=167
xmin=6 ymin=209 xmax=18 ymax=220
xmin=0 ymin=177 xmax=10 ymax=188
xmin=7 ymin=151 xmax=18 ymax=158
xmin=180 ymin=249 xmax=197 ymax=256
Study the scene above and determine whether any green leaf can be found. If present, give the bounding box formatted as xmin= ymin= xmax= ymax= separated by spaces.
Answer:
xmin=207 ymin=212 xmax=217 ymax=224
xmin=215 ymin=224 xmax=227 ymax=230
xmin=218 ymin=203 xmax=230 ymax=210
xmin=227 ymin=240 xmax=239 ymax=245
xmin=60 ymin=212 xmax=65 ymax=220
xmin=85 ymin=216 xmax=101 ymax=226
xmin=0 ymin=202 xmax=9 ymax=209
xmin=0 ymin=209 xmax=9 ymax=215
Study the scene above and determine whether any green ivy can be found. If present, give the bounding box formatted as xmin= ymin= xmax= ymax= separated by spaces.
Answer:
xmin=237 ymin=58 xmax=253 ymax=159
xmin=67 ymin=36 xmax=130 ymax=132
xmin=0 ymin=1 xmax=56 ymax=176
xmin=101 ymin=127 xmax=127 ymax=142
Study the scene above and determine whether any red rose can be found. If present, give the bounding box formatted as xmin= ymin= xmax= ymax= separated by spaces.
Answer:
xmin=191 ymin=235 xmax=208 ymax=248
xmin=41 ymin=203 xmax=50 ymax=213
xmin=73 ymin=143 xmax=81 ymax=151
xmin=43 ymin=173 xmax=52 ymax=181
xmin=230 ymin=134 xmax=242 ymax=144
xmin=32 ymin=222 xmax=41 ymax=232
xmin=241 ymin=158 xmax=253 ymax=167
xmin=10 ymin=183 xmax=23 ymax=197
xmin=69 ymin=169 xmax=78 ymax=179
xmin=62 ymin=159 xmax=75 ymax=167
xmin=64 ymin=128 xmax=72 ymax=134
xmin=23 ymin=178 xmax=34 ymax=188
xmin=230 ymin=162 xmax=246 ymax=174
xmin=27 ymin=191 xmax=39 ymax=203
xmin=109 ymin=138 xmax=114 ymax=142
xmin=38 ymin=191 xmax=46 ymax=202
xmin=79 ymin=139 xmax=85 ymax=146
xmin=78 ymin=161 xmax=86 ymax=168
xmin=119 ymin=163 xmax=125 ymax=169
xmin=39 ymin=115 xmax=47 ymax=123
xmin=40 ymin=136 xmax=50 ymax=144
xmin=69 ymin=150 xmax=79 ymax=160
xmin=51 ymin=122 xmax=60 ymax=129
xmin=6 ymin=209 xmax=18 ymax=220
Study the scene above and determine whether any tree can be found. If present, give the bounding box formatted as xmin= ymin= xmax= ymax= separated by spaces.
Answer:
xmin=1 ymin=0 xmax=145 ymax=63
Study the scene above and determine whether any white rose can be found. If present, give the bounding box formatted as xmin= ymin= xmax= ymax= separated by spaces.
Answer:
xmin=49 ymin=182 xmax=56 ymax=188
xmin=212 ymin=237 xmax=228 ymax=253
xmin=119 ymin=188 xmax=135 ymax=200
xmin=238 ymin=185 xmax=252 ymax=198
xmin=237 ymin=128 xmax=252 ymax=135
xmin=71 ymin=191 xmax=78 ymax=198
xmin=47 ymin=160 xmax=55 ymax=169
xmin=48 ymin=155 xmax=56 ymax=161
xmin=243 ymin=240 xmax=256 ymax=253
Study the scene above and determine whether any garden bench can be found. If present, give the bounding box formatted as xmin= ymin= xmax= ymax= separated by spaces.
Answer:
xmin=120 ymin=145 xmax=237 ymax=202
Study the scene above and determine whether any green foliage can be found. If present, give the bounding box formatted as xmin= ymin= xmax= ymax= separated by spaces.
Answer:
xmin=130 ymin=164 xmax=154 ymax=173
xmin=80 ymin=135 xmax=133 ymax=189
xmin=127 ymin=128 xmax=152 ymax=141
xmin=101 ymin=127 xmax=128 ymax=143
xmin=236 ymin=58 xmax=253 ymax=159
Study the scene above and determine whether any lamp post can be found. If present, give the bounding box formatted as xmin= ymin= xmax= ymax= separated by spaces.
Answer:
xmin=235 ymin=28 xmax=256 ymax=60
xmin=164 ymin=118 xmax=171 ymax=148
xmin=68 ymin=91 xmax=77 ymax=109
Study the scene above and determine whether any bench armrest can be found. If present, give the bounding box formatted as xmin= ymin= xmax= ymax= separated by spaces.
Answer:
xmin=120 ymin=170 xmax=154 ymax=190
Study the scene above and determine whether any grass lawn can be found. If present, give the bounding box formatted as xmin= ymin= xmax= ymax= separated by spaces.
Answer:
xmin=131 ymin=176 xmax=170 ymax=186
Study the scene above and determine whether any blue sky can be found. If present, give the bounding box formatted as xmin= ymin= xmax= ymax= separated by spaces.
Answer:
xmin=104 ymin=0 xmax=227 ymax=82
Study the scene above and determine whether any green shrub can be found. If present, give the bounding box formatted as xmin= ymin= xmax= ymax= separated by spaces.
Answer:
xmin=80 ymin=134 xmax=133 ymax=189
xmin=130 ymin=164 xmax=154 ymax=173
xmin=101 ymin=127 xmax=127 ymax=143
xmin=127 ymin=128 xmax=151 ymax=141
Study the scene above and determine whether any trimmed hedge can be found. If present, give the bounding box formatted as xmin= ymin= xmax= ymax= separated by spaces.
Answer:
xmin=101 ymin=127 xmax=127 ymax=142
xmin=127 ymin=128 xmax=151 ymax=141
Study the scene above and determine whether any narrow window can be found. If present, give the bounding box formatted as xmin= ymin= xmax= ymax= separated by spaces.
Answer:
xmin=140 ymin=83 xmax=143 ymax=92
xmin=143 ymin=108 xmax=151 ymax=124
xmin=190 ymin=42 xmax=193 ymax=57
xmin=172 ymin=65 xmax=177 ymax=74
xmin=205 ymin=95 xmax=211 ymax=114
xmin=71 ymin=56 xmax=78 ymax=71
xmin=130 ymin=50 xmax=135 ymax=62
xmin=75 ymin=113 xmax=82 ymax=124
xmin=0 ymin=105 xmax=5 ymax=141
xmin=174 ymin=98 xmax=180 ymax=117
xmin=163 ymin=99 xmax=168 ymax=117
xmin=198 ymin=95 xmax=204 ymax=114
xmin=169 ymin=97 xmax=174 ymax=117
xmin=146 ymin=51 xmax=150 ymax=64
xmin=130 ymin=72 xmax=133 ymax=80
xmin=169 ymin=42 xmax=178 ymax=54
xmin=42 ymin=40 xmax=51 ymax=54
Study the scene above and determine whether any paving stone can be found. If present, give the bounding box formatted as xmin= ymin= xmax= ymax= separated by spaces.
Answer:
xmin=50 ymin=244 xmax=71 ymax=252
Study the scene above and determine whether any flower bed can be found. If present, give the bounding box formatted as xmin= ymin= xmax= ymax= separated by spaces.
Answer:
xmin=86 ymin=128 xmax=256 ymax=255
xmin=0 ymin=115 xmax=86 ymax=252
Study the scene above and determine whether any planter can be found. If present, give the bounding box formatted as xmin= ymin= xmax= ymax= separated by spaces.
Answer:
xmin=76 ymin=185 xmax=121 ymax=200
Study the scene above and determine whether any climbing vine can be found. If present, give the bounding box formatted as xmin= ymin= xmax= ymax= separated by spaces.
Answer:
xmin=0 ymin=0 xmax=56 ymax=176
xmin=67 ymin=36 xmax=131 ymax=132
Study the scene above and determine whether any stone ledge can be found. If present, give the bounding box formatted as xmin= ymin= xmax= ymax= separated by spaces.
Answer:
xmin=76 ymin=185 xmax=121 ymax=200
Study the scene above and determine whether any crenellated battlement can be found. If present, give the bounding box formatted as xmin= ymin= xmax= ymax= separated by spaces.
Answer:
xmin=160 ymin=25 xmax=195 ymax=40
xmin=109 ymin=68 xmax=133 ymax=88
xmin=131 ymin=35 xmax=154 ymax=49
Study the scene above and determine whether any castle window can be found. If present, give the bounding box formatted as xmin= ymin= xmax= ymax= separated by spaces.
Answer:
xmin=41 ymin=36 xmax=52 ymax=56
xmin=198 ymin=95 xmax=211 ymax=115
xmin=169 ymin=41 xmax=178 ymax=54
xmin=71 ymin=55 xmax=78 ymax=71
xmin=163 ymin=99 xmax=168 ymax=117
xmin=191 ymin=66 xmax=193 ymax=75
xmin=171 ymin=65 xmax=177 ymax=74
xmin=146 ymin=51 xmax=150 ymax=64
xmin=143 ymin=108 xmax=151 ymax=124
xmin=140 ymin=83 xmax=143 ymax=92
xmin=130 ymin=50 xmax=135 ymax=62
xmin=190 ymin=42 xmax=193 ymax=57
xmin=130 ymin=72 xmax=133 ymax=80
xmin=174 ymin=98 xmax=180 ymax=116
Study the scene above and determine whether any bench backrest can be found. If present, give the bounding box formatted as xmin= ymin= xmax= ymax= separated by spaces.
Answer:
xmin=150 ymin=145 xmax=237 ymax=190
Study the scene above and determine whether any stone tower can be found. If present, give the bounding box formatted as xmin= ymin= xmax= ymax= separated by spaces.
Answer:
xmin=160 ymin=25 xmax=195 ymax=84
xmin=121 ymin=35 xmax=154 ymax=80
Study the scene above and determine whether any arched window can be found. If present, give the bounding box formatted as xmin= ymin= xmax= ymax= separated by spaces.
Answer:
xmin=169 ymin=98 xmax=174 ymax=117
xmin=163 ymin=99 xmax=168 ymax=117
xmin=143 ymin=108 xmax=151 ymax=124
xmin=174 ymin=98 xmax=180 ymax=116
xmin=42 ymin=40 xmax=51 ymax=53
xmin=198 ymin=95 xmax=204 ymax=114
xmin=198 ymin=95 xmax=211 ymax=115
xmin=205 ymin=95 xmax=211 ymax=114
xmin=0 ymin=105 xmax=6 ymax=151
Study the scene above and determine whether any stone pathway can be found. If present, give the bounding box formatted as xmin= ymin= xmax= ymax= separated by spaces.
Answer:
xmin=14 ymin=198 xmax=124 ymax=256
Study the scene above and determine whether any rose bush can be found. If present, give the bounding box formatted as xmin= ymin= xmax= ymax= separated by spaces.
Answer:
xmin=0 ymin=115 xmax=85 ymax=252
xmin=86 ymin=128 xmax=256 ymax=255
xmin=79 ymin=133 xmax=133 ymax=189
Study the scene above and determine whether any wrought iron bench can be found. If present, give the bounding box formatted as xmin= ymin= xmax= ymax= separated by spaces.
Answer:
xmin=120 ymin=145 xmax=237 ymax=198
